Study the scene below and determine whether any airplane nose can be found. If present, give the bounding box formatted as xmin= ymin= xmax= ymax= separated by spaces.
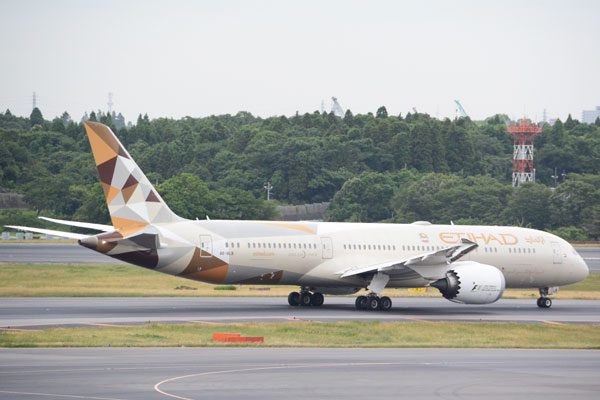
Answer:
xmin=575 ymin=257 xmax=590 ymax=282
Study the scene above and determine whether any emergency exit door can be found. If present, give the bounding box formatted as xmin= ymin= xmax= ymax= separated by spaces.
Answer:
xmin=321 ymin=237 xmax=333 ymax=259
xmin=199 ymin=235 xmax=212 ymax=258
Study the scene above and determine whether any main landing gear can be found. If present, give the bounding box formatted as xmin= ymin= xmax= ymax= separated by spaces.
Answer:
xmin=355 ymin=295 xmax=392 ymax=311
xmin=288 ymin=289 xmax=324 ymax=307
xmin=537 ymin=287 xmax=556 ymax=308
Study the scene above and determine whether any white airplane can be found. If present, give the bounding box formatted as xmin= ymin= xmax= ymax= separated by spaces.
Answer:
xmin=7 ymin=122 xmax=589 ymax=311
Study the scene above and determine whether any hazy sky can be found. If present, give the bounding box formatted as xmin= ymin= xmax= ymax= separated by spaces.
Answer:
xmin=1 ymin=0 xmax=599 ymax=122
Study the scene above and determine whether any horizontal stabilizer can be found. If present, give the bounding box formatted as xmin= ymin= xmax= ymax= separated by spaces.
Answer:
xmin=4 ymin=225 xmax=89 ymax=240
xmin=39 ymin=216 xmax=113 ymax=232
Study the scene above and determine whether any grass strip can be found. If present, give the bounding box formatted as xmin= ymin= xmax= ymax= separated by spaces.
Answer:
xmin=1 ymin=321 xmax=599 ymax=349
xmin=0 ymin=263 xmax=598 ymax=299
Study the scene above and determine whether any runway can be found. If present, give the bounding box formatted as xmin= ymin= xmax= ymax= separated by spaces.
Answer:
xmin=2 ymin=297 xmax=599 ymax=328
xmin=0 ymin=243 xmax=124 ymax=264
xmin=0 ymin=348 xmax=598 ymax=400
xmin=1 ymin=243 xmax=599 ymax=271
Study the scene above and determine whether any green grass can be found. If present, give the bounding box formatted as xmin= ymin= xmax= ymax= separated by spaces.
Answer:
xmin=1 ymin=321 xmax=599 ymax=348
xmin=0 ymin=263 xmax=598 ymax=299
xmin=0 ymin=263 xmax=295 ymax=297
xmin=213 ymin=285 xmax=237 ymax=291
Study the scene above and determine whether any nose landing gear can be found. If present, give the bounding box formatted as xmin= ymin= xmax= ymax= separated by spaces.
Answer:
xmin=537 ymin=287 xmax=558 ymax=308
xmin=537 ymin=297 xmax=552 ymax=308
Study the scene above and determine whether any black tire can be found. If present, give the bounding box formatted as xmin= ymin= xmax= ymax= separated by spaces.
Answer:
xmin=300 ymin=292 xmax=312 ymax=307
xmin=543 ymin=298 xmax=552 ymax=308
xmin=379 ymin=296 xmax=392 ymax=311
xmin=311 ymin=292 xmax=324 ymax=307
xmin=355 ymin=295 xmax=367 ymax=310
xmin=536 ymin=297 xmax=543 ymax=308
xmin=288 ymin=292 xmax=300 ymax=306
xmin=368 ymin=297 xmax=380 ymax=311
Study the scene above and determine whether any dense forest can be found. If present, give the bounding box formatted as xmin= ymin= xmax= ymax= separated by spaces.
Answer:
xmin=1 ymin=106 xmax=600 ymax=240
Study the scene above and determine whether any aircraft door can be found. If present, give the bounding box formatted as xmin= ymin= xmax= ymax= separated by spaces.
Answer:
xmin=551 ymin=242 xmax=562 ymax=264
xmin=199 ymin=235 xmax=213 ymax=258
xmin=321 ymin=237 xmax=333 ymax=259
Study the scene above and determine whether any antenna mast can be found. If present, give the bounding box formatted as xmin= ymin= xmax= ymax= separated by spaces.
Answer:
xmin=263 ymin=181 xmax=273 ymax=201
xmin=507 ymin=119 xmax=542 ymax=187
xmin=107 ymin=92 xmax=114 ymax=114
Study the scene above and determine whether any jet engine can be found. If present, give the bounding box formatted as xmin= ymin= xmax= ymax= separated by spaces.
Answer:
xmin=430 ymin=261 xmax=505 ymax=304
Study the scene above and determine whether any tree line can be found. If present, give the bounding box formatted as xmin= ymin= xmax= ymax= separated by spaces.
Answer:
xmin=1 ymin=106 xmax=599 ymax=240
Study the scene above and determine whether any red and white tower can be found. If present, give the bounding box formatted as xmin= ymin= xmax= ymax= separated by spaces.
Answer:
xmin=507 ymin=119 xmax=542 ymax=187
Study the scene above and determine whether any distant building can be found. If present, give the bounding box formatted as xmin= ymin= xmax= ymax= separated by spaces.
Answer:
xmin=582 ymin=106 xmax=600 ymax=124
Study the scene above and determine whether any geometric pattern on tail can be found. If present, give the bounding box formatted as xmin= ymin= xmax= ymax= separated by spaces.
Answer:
xmin=83 ymin=121 xmax=181 ymax=237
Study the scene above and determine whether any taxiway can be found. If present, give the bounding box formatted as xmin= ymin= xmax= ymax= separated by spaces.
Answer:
xmin=1 ymin=297 xmax=599 ymax=328
xmin=0 ymin=348 xmax=598 ymax=400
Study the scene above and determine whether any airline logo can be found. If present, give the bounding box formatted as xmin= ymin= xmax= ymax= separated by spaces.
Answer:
xmin=439 ymin=232 xmax=519 ymax=246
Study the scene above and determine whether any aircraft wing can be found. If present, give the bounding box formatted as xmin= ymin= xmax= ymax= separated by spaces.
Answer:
xmin=339 ymin=238 xmax=478 ymax=280
xmin=5 ymin=225 xmax=89 ymax=240
xmin=38 ymin=216 xmax=113 ymax=232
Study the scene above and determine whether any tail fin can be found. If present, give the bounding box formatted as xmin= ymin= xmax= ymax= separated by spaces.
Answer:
xmin=83 ymin=121 xmax=182 ymax=236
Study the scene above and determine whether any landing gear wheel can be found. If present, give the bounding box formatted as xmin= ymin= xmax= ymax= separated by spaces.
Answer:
xmin=355 ymin=295 xmax=368 ymax=310
xmin=311 ymin=292 xmax=324 ymax=307
xmin=537 ymin=297 xmax=552 ymax=308
xmin=288 ymin=291 xmax=300 ymax=306
xmin=300 ymin=292 xmax=312 ymax=307
xmin=367 ymin=296 xmax=380 ymax=311
xmin=379 ymin=296 xmax=392 ymax=311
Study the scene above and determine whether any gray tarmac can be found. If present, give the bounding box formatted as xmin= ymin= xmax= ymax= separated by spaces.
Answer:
xmin=1 ymin=297 xmax=599 ymax=328
xmin=0 ymin=348 xmax=598 ymax=400
xmin=0 ymin=243 xmax=124 ymax=264
xmin=1 ymin=243 xmax=599 ymax=271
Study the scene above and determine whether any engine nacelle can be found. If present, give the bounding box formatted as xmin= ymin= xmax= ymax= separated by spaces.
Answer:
xmin=430 ymin=261 xmax=505 ymax=304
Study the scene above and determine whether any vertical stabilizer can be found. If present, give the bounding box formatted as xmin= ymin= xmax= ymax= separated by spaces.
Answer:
xmin=83 ymin=121 xmax=182 ymax=236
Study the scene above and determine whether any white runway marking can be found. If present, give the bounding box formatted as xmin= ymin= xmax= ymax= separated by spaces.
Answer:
xmin=153 ymin=361 xmax=504 ymax=400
